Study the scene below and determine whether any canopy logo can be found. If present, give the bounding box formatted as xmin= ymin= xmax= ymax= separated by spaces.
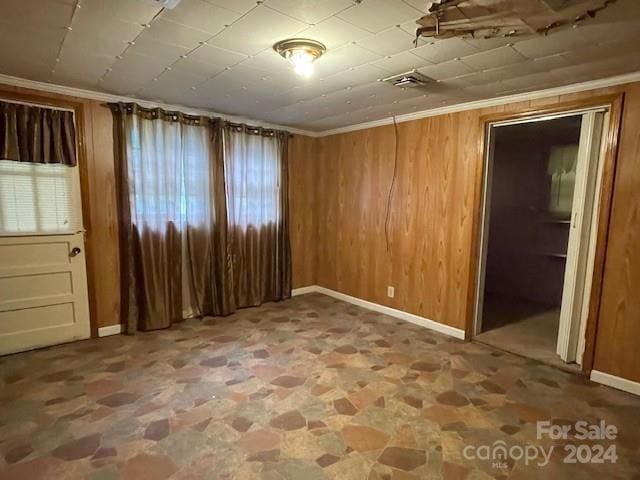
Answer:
xmin=463 ymin=420 xmax=618 ymax=469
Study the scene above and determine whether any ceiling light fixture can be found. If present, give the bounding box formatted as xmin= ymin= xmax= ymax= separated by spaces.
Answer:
xmin=273 ymin=38 xmax=326 ymax=78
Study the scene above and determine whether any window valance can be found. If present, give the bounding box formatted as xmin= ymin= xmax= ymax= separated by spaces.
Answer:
xmin=0 ymin=100 xmax=77 ymax=166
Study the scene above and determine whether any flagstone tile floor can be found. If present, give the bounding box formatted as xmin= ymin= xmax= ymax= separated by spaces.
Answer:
xmin=1 ymin=293 xmax=639 ymax=479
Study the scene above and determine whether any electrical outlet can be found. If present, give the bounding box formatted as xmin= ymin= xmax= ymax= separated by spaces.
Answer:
xmin=387 ymin=286 xmax=395 ymax=298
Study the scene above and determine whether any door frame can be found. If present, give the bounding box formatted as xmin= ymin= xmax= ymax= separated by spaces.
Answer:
xmin=466 ymin=93 xmax=625 ymax=374
xmin=0 ymin=86 xmax=98 ymax=338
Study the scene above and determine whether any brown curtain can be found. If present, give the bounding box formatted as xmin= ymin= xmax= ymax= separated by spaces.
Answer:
xmin=223 ymin=123 xmax=292 ymax=308
xmin=110 ymin=104 xmax=291 ymax=333
xmin=110 ymin=102 xmax=221 ymax=332
xmin=0 ymin=100 xmax=76 ymax=165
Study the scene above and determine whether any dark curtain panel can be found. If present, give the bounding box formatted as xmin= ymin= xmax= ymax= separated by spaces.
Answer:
xmin=182 ymin=122 xmax=234 ymax=319
xmin=223 ymin=124 xmax=292 ymax=308
xmin=0 ymin=100 xmax=76 ymax=165
xmin=110 ymin=103 xmax=216 ymax=332
xmin=110 ymin=103 xmax=291 ymax=332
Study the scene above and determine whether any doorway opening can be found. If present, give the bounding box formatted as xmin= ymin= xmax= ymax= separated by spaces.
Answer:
xmin=473 ymin=108 xmax=608 ymax=370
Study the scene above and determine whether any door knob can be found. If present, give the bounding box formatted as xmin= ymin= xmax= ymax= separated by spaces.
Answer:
xmin=70 ymin=247 xmax=82 ymax=257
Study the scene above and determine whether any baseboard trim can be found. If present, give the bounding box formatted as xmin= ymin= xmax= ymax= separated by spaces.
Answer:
xmin=98 ymin=324 xmax=123 ymax=338
xmin=590 ymin=370 xmax=640 ymax=396
xmin=291 ymin=286 xmax=319 ymax=296
xmin=292 ymin=285 xmax=466 ymax=340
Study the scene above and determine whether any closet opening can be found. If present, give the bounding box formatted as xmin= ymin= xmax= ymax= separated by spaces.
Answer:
xmin=473 ymin=108 xmax=608 ymax=370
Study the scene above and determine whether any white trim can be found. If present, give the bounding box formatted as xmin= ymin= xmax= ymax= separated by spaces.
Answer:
xmin=317 ymin=71 xmax=640 ymax=137
xmin=0 ymin=74 xmax=311 ymax=137
xmin=98 ymin=324 xmax=123 ymax=337
xmin=292 ymin=286 xmax=319 ymax=296
xmin=590 ymin=370 xmax=640 ymax=396
xmin=2 ymin=71 xmax=639 ymax=138
xmin=290 ymin=285 xmax=466 ymax=340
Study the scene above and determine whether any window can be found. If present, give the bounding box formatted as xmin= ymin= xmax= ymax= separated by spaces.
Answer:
xmin=126 ymin=118 xmax=212 ymax=231
xmin=0 ymin=160 xmax=82 ymax=235
xmin=223 ymin=130 xmax=281 ymax=229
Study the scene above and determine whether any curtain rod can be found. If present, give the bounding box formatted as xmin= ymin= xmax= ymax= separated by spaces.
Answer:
xmin=1 ymin=97 xmax=75 ymax=113
xmin=104 ymin=101 xmax=293 ymax=137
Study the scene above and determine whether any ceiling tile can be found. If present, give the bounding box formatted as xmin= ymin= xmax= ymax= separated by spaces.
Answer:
xmin=54 ymin=48 xmax=114 ymax=87
xmin=577 ymin=17 xmax=640 ymax=45
xmin=317 ymin=64 xmax=386 ymax=93
xmin=194 ymin=64 xmax=266 ymax=96
xmin=359 ymin=27 xmax=416 ymax=56
xmin=78 ymin=0 xmax=161 ymax=24
xmin=513 ymin=29 xmax=589 ymax=59
xmin=239 ymin=49 xmax=292 ymax=72
xmin=498 ymin=71 xmax=558 ymax=92
xmin=187 ymin=44 xmax=247 ymax=67
xmin=401 ymin=0 xmax=435 ymax=14
xmin=462 ymin=36 xmax=528 ymax=52
xmin=313 ymin=44 xmax=382 ymax=78
xmin=209 ymin=6 xmax=307 ymax=56
xmin=129 ymin=36 xmax=189 ymax=63
xmin=248 ymin=68 xmax=313 ymax=91
xmin=202 ymin=0 xmax=258 ymax=15
xmin=412 ymin=38 xmax=479 ymax=64
xmin=460 ymin=46 xmax=526 ymax=71
xmin=173 ymin=57 xmax=227 ymax=78
xmin=372 ymin=51 xmax=430 ymax=74
xmin=418 ymin=59 xmax=473 ymax=81
xmin=101 ymin=52 xmax=168 ymax=95
xmin=266 ymin=0 xmax=354 ymax=24
xmin=337 ymin=0 xmax=423 ymax=34
xmin=0 ymin=0 xmax=74 ymax=29
xmin=0 ymin=23 xmax=64 ymax=65
xmin=457 ymin=60 xmax=541 ymax=86
xmin=64 ymin=16 xmax=143 ymax=57
xmin=464 ymin=82 xmax=505 ymax=98
xmin=0 ymin=53 xmax=52 ymax=83
xmin=145 ymin=18 xmax=211 ymax=49
xmin=140 ymin=70 xmax=208 ymax=99
xmin=529 ymin=54 xmax=571 ymax=72
xmin=162 ymin=0 xmax=240 ymax=35
xmin=561 ymin=40 xmax=640 ymax=66
xmin=298 ymin=16 xmax=370 ymax=50
xmin=1 ymin=0 xmax=640 ymax=132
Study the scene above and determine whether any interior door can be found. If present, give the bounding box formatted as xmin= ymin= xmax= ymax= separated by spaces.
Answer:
xmin=474 ymin=126 xmax=497 ymax=336
xmin=0 ymin=109 xmax=91 ymax=355
xmin=0 ymin=233 xmax=90 ymax=355
xmin=556 ymin=111 xmax=605 ymax=363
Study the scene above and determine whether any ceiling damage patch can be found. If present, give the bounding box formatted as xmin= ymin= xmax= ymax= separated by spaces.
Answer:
xmin=415 ymin=0 xmax=617 ymax=43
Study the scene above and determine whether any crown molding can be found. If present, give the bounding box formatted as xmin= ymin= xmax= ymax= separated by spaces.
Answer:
xmin=314 ymin=71 xmax=640 ymax=137
xmin=2 ymin=71 xmax=640 ymax=139
xmin=0 ymin=74 xmax=314 ymax=136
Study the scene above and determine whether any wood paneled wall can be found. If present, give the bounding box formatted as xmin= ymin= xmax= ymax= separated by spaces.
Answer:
xmin=82 ymin=102 xmax=120 ymax=329
xmin=312 ymin=113 xmax=478 ymax=330
xmin=291 ymin=81 xmax=640 ymax=383
xmin=289 ymin=135 xmax=319 ymax=288
xmin=593 ymin=83 xmax=640 ymax=382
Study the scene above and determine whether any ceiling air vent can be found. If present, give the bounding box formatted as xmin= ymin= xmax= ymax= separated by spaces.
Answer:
xmin=382 ymin=70 xmax=433 ymax=89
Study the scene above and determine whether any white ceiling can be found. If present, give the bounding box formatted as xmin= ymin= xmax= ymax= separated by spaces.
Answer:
xmin=1 ymin=0 xmax=640 ymax=132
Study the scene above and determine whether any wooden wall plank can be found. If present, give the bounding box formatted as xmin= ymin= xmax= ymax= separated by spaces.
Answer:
xmin=593 ymin=83 xmax=640 ymax=382
xmin=291 ymin=82 xmax=640 ymax=384
xmin=289 ymin=135 xmax=318 ymax=288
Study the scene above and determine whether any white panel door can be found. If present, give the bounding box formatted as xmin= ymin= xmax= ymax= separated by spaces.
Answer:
xmin=0 ymin=233 xmax=90 ymax=355
xmin=0 ymin=112 xmax=91 ymax=355
xmin=556 ymin=111 xmax=606 ymax=363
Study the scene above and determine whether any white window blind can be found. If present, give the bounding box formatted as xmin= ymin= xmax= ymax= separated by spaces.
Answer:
xmin=0 ymin=160 xmax=82 ymax=235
